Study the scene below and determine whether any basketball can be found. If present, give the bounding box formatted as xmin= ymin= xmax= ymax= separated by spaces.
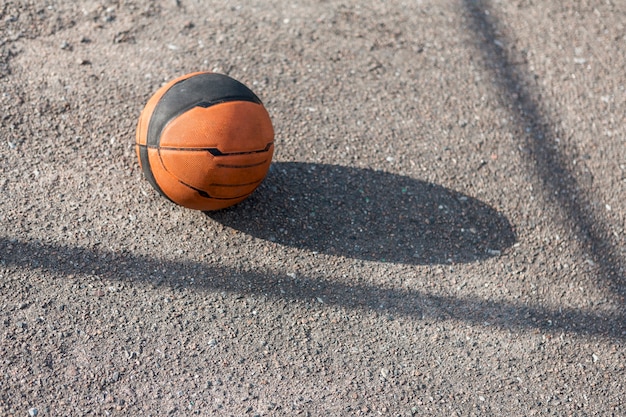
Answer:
xmin=135 ymin=72 xmax=274 ymax=211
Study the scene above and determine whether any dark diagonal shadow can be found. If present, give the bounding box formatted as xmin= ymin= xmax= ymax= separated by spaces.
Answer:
xmin=208 ymin=162 xmax=516 ymax=265
xmin=1 ymin=236 xmax=624 ymax=338
xmin=462 ymin=0 xmax=625 ymax=297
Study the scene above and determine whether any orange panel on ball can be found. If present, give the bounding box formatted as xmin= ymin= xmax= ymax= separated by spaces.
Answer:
xmin=135 ymin=144 xmax=143 ymax=170
xmin=158 ymin=101 xmax=274 ymax=152
xmin=157 ymin=148 xmax=273 ymax=199
xmin=147 ymin=148 xmax=249 ymax=210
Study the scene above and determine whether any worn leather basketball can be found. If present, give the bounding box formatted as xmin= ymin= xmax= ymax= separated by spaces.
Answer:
xmin=135 ymin=72 xmax=274 ymax=211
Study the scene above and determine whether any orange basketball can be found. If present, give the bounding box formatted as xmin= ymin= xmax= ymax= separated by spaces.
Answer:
xmin=135 ymin=72 xmax=274 ymax=211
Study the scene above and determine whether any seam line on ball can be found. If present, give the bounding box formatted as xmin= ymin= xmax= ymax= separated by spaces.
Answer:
xmin=136 ymin=142 xmax=273 ymax=156
xmin=217 ymin=160 xmax=268 ymax=169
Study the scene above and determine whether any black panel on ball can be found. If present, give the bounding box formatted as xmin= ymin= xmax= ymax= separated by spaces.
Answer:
xmin=146 ymin=73 xmax=262 ymax=148
xmin=137 ymin=145 xmax=173 ymax=203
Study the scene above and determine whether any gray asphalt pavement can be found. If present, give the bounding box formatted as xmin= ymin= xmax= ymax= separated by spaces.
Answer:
xmin=1 ymin=1 xmax=625 ymax=415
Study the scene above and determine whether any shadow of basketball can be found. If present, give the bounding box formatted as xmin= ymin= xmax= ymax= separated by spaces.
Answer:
xmin=208 ymin=162 xmax=516 ymax=264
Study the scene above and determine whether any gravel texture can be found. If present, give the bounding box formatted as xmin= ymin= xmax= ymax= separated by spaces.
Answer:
xmin=1 ymin=0 xmax=625 ymax=415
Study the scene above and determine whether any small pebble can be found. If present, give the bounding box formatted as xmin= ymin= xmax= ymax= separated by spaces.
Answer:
xmin=29 ymin=408 xmax=38 ymax=417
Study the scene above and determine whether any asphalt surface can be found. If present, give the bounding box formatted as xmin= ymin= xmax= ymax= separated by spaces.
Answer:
xmin=1 ymin=1 xmax=625 ymax=415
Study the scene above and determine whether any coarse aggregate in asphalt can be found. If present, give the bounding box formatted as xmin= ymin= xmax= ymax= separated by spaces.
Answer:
xmin=1 ymin=1 xmax=625 ymax=416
